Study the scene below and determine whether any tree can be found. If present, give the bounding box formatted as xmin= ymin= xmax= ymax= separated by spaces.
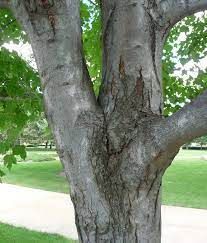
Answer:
xmin=20 ymin=115 xmax=54 ymax=148
xmin=194 ymin=135 xmax=207 ymax=149
xmin=1 ymin=1 xmax=207 ymax=242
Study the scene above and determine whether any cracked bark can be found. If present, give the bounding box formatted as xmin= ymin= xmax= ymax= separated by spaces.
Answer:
xmin=3 ymin=0 xmax=207 ymax=242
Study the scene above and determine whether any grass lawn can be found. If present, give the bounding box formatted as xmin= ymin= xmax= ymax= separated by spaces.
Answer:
xmin=0 ymin=222 xmax=76 ymax=243
xmin=0 ymin=150 xmax=69 ymax=194
xmin=1 ymin=149 xmax=207 ymax=209
xmin=162 ymin=149 xmax=207 ymax=209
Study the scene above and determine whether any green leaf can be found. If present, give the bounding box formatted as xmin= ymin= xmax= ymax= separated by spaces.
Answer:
xmin=0 ymin=169 xmax=5 ymax=177
xmin=3 ymin=154 xmax=17 ymax=170
xmin=12 ymin=145 xmax=27 ymax=160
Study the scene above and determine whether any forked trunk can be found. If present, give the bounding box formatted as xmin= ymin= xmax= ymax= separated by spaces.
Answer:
xmin=4 ymin=0 xmax=207 ymax=239
xmin=10 ymin=1 xmax=181 ymax=242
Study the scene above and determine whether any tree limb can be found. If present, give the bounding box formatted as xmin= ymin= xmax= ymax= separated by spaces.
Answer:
xmin=88 ymin=0 xmax=98 ymax=7
xmin=0 ymin=95 xmax=38 ymax=101
xmin=155 ymin=90 xmax=207 ymax=152
xmin=161 ymin=0 xmax=207 ymax=26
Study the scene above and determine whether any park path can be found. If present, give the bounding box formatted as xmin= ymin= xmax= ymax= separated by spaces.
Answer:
xmin=0 ymin=183 xmax=207 ymax=243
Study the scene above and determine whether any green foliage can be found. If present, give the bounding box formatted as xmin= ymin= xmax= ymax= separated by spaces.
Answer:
xmin=12 ymin=145 xmax=27 ymax=159
xmin=177 ymin=13 xmax=207 ymax=63
xmin=81 ymin=0 xmax=102 ymax=96
xmin=0 ymin=9 xmax=42 ymax=176
xmin=163 ymin=12 xmax=207 ymax=115
xmin=0 ymin=9 xmax=27 ymax=44
xmin=0 ymin=48 xmax=41 ymax=173
xmin=20 ymin=115 xmax=53 ymax=146
xmin=194 ymin=135 xmax=207 ymax=147
xmin=0 ymin=169 xmax=5 ymax=177
xmin=3 ymin=154 xmax=17 ymax=170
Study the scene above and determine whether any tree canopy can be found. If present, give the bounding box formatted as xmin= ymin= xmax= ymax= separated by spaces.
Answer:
xmin=0 ymin=2 xmax=207 ymax=176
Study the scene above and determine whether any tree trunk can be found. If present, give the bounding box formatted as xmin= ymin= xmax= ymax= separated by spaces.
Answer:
xmin=73 ymin=168 xmax=163 ymax=242
xmin=45 ymin=141 xmax=48 ymax=149
xmin=10 ymin=1 xmax=175 ymax=242
xmin=8 ymin=0 xmax=207 ymax=242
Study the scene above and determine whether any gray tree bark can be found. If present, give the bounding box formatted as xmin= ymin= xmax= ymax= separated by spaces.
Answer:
xmin=2 ymin=0 xmax=207 ymax=242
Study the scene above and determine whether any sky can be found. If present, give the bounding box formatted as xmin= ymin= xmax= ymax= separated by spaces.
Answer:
xmin=3 ymin=42 xmax=36 ymax=68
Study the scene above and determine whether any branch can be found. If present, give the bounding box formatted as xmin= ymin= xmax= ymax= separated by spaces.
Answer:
xmin=155 ymin=90 xmax=207 ymax=152
xmin=0 ymin=92 xmax=40 ymax=102
xmin=88 ymin=0 xmax=98 ymax=7
xmin=161 ymin=0 xmax=207 ymax=26
xmin=0 ymin=96 xmax=38 ymax=101
xmin=10 ymin=0 xmax=102 ymax=134
xmin=0 ymin=0 xmax=10 ymax=8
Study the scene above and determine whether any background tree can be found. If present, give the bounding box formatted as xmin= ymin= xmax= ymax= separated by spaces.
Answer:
xmin=194 ymin=135 xmax=207 ymax=149
xmin=20 ymin=115 xmax=54 ymax=148
xmin=1 ymin=1 xmax=207 ymax=242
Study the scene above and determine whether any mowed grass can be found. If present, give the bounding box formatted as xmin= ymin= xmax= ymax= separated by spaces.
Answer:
xmin=162 ymin=149 xmax=207 ymax=209
xmin=1 ymin=149 xmax=207 ymax=208
xmin=0 ymin=222 xmax=76 ymax=243
xmin=0 ymin=150 xmax=69 ymax=194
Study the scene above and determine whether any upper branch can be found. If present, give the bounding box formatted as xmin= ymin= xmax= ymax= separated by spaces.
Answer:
xmin=161 ymin=0 xmax=207 ymax=26
xmin=10 ymin=0 xmax=98 ymax=110
xmin=154 ymin=90 xmax=207 ymax=152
